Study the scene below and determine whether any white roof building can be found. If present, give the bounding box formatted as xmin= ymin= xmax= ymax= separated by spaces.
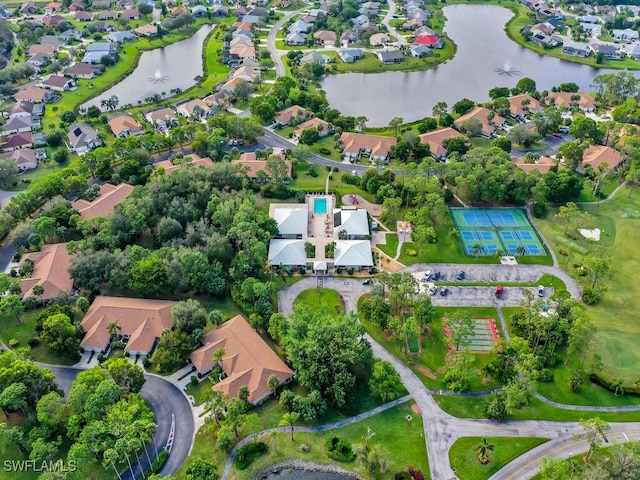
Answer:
xmin=334 ymin=240 xmax=373 ymax=268
xmin=268 ymin=239 xmax=307 ymax=267
xmin=333 ymin=208 xmax=369 ymax=238
xmin=273 ymin=207 xmax=308 ymax=237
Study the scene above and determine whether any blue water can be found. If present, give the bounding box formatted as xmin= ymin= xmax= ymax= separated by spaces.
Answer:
xmin=314 ymin=198 xmax=327 ymax=215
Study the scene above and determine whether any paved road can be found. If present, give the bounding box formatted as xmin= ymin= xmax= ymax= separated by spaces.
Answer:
xmin=43 ymin=365 xmax=194 ymax=479
xmin=511 ymin=125 xmax=575 ymax=157
xmin=267 ymin=9 xmax=305 ymax=77
xmin=430 ymin=286 xmax=551 ymax=307
xmin=381 ymin=0 xmax=406 ymax=46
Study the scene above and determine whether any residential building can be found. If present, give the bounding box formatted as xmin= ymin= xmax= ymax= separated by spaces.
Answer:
xmin=45 ymin=1 xmax=63 ymax=13
xmin=212 ymin=5 xmax=229 ymax=16
xmin=86 ymin=42 xmax=120 ymax=59
xmin=409 ymin=44 xmax=432 ymax=58
xmin=289 ymin=19 xmax=310 ymax=33
xmin=41 ymin=75 xmax=76 ymax=92
xmin=108 ymin=114 xmax=144 ymax=137
xmin=134 ymin=24 xmax=158 ymax=37
xmin=145 ymin=107 xmax=178 ymax=131
xmin=580 ymin=22 xmax=601 ymax=38
xmin=80 ymin=296 xmax=177 ymax=355
xmin=562 ymin=40 xmax=590 ymax=57
xmin=155 ymin=154 xmax=214 ymax=173
xmin=28 ymin=44 xmax=58 ymax=56
xmin=508 ymin=94 xmax=543 ymax=119
xmin=2 ymin=133 xmax=33 ymax=152
xmin=377 ymin=50 xmax=403 ymax=64
xmin=613 ymin=28 xmax=639 ymax=41
xmin=72 ymin=183 xmax=134 ymax=220
xmin=454 ymin=107 xmax=506 ymax=137
xmin=241 ymin=14 xmax=260 ymax=23
xmin=1 ymin=116 xmax=33 ymax=136
xmin=67 ymin=122 xmax=101 ymax=155
xmin=270 ymin=204 xmax=308 ymax=238
xmin=39 ymin=35 xmax=64 ymax=48
xmin=333 ymin=207 xmax=369 ymax=239
xmin=20 ymin=2 xmax=39 ymax=14
xmin=286 ymin=32 xmax=306 ymax=46
xmin=403 ymin=18 xmax=424 ymax=30
xmin=175 ymin=99 xmax=210 ymax=119
xmin=26 ymin=53 xmax=49 ymax=68
xmin=69 ymin=1 xmax=85 ymax=11
xmin=340 ymin=132 xmax=397 ymax=161
xmin=295 ymin=117 xmax=331 ymax=138
xmin=122 ymin=8 xmax=139 ymax=20
xmin=107 ymin=31 xmax=138 ymax=43
xmin=512 ymin=155 xmax=556 ymax=174
xmin=191 ymin=5 xmax=208 ymax=16
xmin=189 ymin=315 xmax=294 ymax=405
xmin=334 ymin=240 xmax=373 ymax=269
xmin=623 ymin=43 xmax=640 ymax=60
xmin=338 ymin=48 xmax=363 ymax=63
xmin=352 ymin=14 xmax=369 ymax=29
xmin=545 ymin=92 xmax=595 ymax=111
xmin=0 ymin=148 xmax=38 ymax=171
xmin=340 ymin=30 xmax=359 ymax=46
xmin=581 ymin=145 xmax=623 ymax=171
xmin=369 ymin=32 xmax=390 ymax=46
xmin=63 ymin=63 xmax=103 ymax=79
xmin=313 ymin=30 xmax=337 ymax=46
xmin=42 ymin=14 xmax=65 ymax=27
xmin=75 ymin=11 xmax=94 ymax=21
xmin=418 ymin=127 xmax=464 ymax=160
xmin=275 ymin=105 xmax=310 ymax=126
xmin=100 ymin=10 xmax=119 ymax=20
xmin=19 ymin=243 xmax=73 ymax=300
xmin=60 ymin=29 xmax=83 ymax=43
xmin=203 ymin=90 xmax=232 ymax=110
xmin=589 ymin=42 xmax=623 ymax=60
xmin=232 ymin=151 xmax=292 ymax=179
xmin=268 ymin=239 xmax=307 ymax=267
xmin=8 ymin=101 xmax=44 ymax=120
xmin=414 ymin=34 xmax=444 ymax=48
xmin=300 ymin=52 xmax=331 ymax=64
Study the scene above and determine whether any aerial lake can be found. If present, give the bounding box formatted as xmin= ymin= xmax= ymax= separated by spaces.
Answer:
xmin=320 ymin=4 xmax=637 ymax=126
xmin=84 ymin=24 xmax=215 ymax=110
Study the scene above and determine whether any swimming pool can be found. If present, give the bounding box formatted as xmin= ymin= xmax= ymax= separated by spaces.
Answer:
xmin=314 ymin=198 xmax=328 ymax=215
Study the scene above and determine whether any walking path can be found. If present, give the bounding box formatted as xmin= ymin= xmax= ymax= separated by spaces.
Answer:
xmin=277 ymin=274 xmax=640 ymax=480
xmin=576 ymin=180 xmax=627 ymax=205
xmin=220 ymin=395 xmax=412 ymax=480
xmin=525 ymin=203 xmax=558 ymax=267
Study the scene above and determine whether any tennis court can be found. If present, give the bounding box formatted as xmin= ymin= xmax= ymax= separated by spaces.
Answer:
xmin=443 ymin=318 xmax=499 ymax=354
xmin=450 ymin=208 xmax=546 ymax=257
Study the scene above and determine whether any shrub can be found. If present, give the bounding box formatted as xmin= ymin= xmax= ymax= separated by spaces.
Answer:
xmin=581 ymin=287 xmax=601 ymax=305
xmin=319 ymin=148 xmax=331 ymax=155
xmin=27 ymin=337 xmax=40 ymax=347
xmin=325 ymin=436 xmax=355 ymax=462
xmin=97 ymin=353 xmax=105 ymax=363
xmin=533 ymin=202 xmax=545 ymax=217
xmin=299 ymin=443 xmax=310 ymax=453
xmin=149 ymin=450 xmax=169 ymax=474
xmin=341 ymin=173 xmax=360 ymax=186
xmin=325 ymin=165 xmax=332 ymax=172
xmin=142 ymin=357 xmax=151 ymax=368
xmin=406 ymin=249 xmax=417 ymax=256
xmin=394 ymin=472 xmax=411 ymax=480
xmin=190 ymin=375 xmax=199 ymax=387
xmin=407 ymin=468 xmax=425 ymax=480
xmin=537 ymin=368 xmax=553 ymax=383
xmin=346 ymin=268 xmax=354 ymax=275
xmin=336 ymin=267 xmax=343 ymax=274
xmin=235 ymin=442 xmax=268 ymax=470
xmin=8 ymin=339 xmax=19 ymax=347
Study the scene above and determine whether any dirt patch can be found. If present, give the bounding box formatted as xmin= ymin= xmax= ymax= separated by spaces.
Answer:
xmin=445 ymin=351 xmax=456 ymax=365
xmin=482 ymin=377 xmax=490 ymax=385
xmin=437 ymin=368 xmax=444 ymax=375
xmin=408 ymin=361 xmax=437 ymax=380
xmin=411 ymin=403 xmax=422 ymax=416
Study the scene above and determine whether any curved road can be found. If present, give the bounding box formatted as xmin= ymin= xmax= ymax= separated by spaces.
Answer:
xmin=381 ymin=0 xmax=407 ymax=46
xmin=267 ymin=8 xmax=306 ymax=77
xmin=43 ymin=365 xmax=194 ymax=479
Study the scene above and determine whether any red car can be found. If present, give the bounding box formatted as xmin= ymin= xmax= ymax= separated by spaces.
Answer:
xmin=552 ymin=132 xmax=563 ymax=138
xmin=495 ymin=286 xmax=504 ymax=298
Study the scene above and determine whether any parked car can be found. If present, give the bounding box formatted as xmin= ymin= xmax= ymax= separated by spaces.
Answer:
xmin=456 ymin=271 xmax=465 ymax=281
xmin=351 ymin=170 xmax=358 ymax=176
xmin=363 ymin=279 xmax=372 ymax=285
xmin=559 ymin=126 xmax=569 ymax=134
xmin=440 ymin=287 xmax=448 ymax=296
xmin=423 ymin=270 xmax=432 ymax=282
xmin=428 ymin=285 xmax=438 ymax=296
xmin=432 ymin=271 xmax=441 ymax=281
xmin=538 ymin=285 xmax=545 ymax=297
xmin=552 ymin=132 xmax=563 ymax=138
xmin=495 ymin=286 xmax=504 ymax=298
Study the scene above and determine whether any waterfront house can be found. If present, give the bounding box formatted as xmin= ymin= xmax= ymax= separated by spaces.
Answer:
xmin=107 ymin=31 xmax=138 ymax=43
xmin=340 ymin=132 xmax=397 ymax=162
xmin=145 ymin=108 xmax=178 ymax=131
xmin=508 ymin=94 xmax=543 ymax=120
xmin=545 ymin=92 xmax=595 ymax=111
xmin=176 ymin=99 xmax=211 ymax=119
xmin=275 ymin=105 xmax=310 ymax=126
xmin=414 ymin=34 xmax=444 ymax=48
xmin=561 ymin=40 xmax=590 ymax=57
xmin=67 ymin=122 xmax=101 ymax=155
xmin=300 ymin=51 xmax=331 ymax=64
xmin=589 ymin=42 xmax=623 ymax=60
xmin=454 ymin=107 xmax=506 ymax=137
xmin=41 ymin=75 xmax=76 ymax=92
xmin=338 ymin=48 xmax=363 ymax=63
xmin=108 ymin=114 xmax=144 ymax=137
xmin=418 ymin=127 xmax=465 ymax=160
xmin=377 ymin=50 xmax=403 ymax=64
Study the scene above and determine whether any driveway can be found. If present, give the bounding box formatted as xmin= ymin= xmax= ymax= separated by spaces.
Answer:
xmin=43 ymin=365 xmax=194 ymax=479
xmin=0 ymin=189 xmax=21 ymax=211
xmin=511 ymin=126 xmax=575 ymax=157
xmin=278 ymin=277 xmax=372 ymax=316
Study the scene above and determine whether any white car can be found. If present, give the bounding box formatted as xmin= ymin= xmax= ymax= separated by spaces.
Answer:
xmin=423 ymin=270 xmax=432 ymax=282
xmin=428 ymin=285 xmax=438 ymax=296
xmin=538 ymin=285 xmax=545 ymax=297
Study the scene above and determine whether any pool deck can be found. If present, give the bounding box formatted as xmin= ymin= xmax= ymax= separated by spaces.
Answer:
xmin=306 ymin=194 xmax=336 ymax=262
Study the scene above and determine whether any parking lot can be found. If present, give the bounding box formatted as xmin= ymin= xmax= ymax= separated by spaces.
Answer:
xmin=428 ymin=285 xmax=552 ymax=307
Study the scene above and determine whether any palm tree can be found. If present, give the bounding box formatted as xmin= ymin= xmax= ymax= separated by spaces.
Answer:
xmin=475 ymin=437 xmax=494 ymax=464
xmin=213 ymin=348 xmax=226 ymax=365
xmin=611 ymin=377 xmax=624 ymax=395
xmin=279 ymin=412 xmax=300 ymax=441
xmin=32 ymin=284 xmax=44 ymax=298
xmin=132 ymin=419 xmax=156 ymax=467
xmin=102 ymin=448 xmax=123 ymax=480
xmin=107 ymin=321 xmax=121 ymax=339
xmin=267 ymin=374 xmax=280 ymax=398
xmin=472 ymin=242 xmax=483 ymax=261
xmin=516 ymin=245 xmax=526 ymax=259
xmin=269 ymin=430 xmax=278 ymax=454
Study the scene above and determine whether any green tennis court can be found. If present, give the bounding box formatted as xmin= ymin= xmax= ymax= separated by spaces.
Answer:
xmin=443 ymin=318 xmax=499 ymax=354
xmin=450 ymin=208 xmax=546 ymax=257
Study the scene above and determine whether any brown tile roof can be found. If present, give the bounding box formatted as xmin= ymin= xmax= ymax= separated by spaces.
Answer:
xmin=190 ymin=315 xmax=294 ymax=404
xmin=64 ymin=63 xmax=100 ymax=76
xmin=294 ymin=117 xmax=330 ymax=137
xmin=108 ymin=114 xmax=143 ymax=136
xmin=100 ymin=10 xmax=118 ymax=19
xmin=230 ymin=45 xmax=256 ymax=58
xmin=230 ymin=37 xmax=253 ymax=48
xmin=313 ymin=30 xmax=337 ymax=42
xmin=512 ymin=155 xmax=556 ymax=173
xmin=155 ymin=153 xmax=214 ymax=173
xmin=122 ymin=7 xmax=139 ymax=18
xmin=72 ymin=183 xmax=134 ymax=220
xmin=2 ymin=132 xmax=33 ymax=150
xmin=582 ymin=145 xmax=623 ymax=171
xmin=145 ymin=107 xmax=177 ymax=124
xmin=276 ymin=105 xmax=309 ymax=125
xmin=134 ymin=24 xmax=158 ymax=36
xmin=233 ymin=21 xmax=253 ymax=31
xmin=80 ymin=296 xmax=176 ymax=353
xmin=232 ymin=152 xmax=291 ymax=178
xmin=29 ymin=44 xmax=57 ymax=56
xmin=41 ymin=75 xmax=72 ymax=89
xmin=545 ymin=92 xmax=595 ymax=110
xmin=75 ymin=11 xmax=93 ymax=20
xmin=20 ymin=243 xmax=73 ymax=300
xmin=454 ymin=107 xmax=505 ymax=135
xmin=418 ymin=127 xmax=464 ymax=157
xmin=15 ymin=87 xmax=51 ymax=103
xmin=508 ymin=94 xmax=542 ymax=117
xmin=340 ymin=132 xmax=397 ymax=158
xmin=0 ymin=148 xmax=38 ymax=167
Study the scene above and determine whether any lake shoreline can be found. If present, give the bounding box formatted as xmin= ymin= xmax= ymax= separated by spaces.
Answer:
xmin=252 ymin=459 xmax=364 ymax=480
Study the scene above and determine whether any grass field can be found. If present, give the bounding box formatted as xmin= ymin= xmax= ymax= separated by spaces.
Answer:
xmin=361 ymin=303 xmax=503 ymax=391
xmin=185 ymin=376 xmax=217 ymax=406
xmin=293 ymin=288 xmax=345 ymax=317
xmin=377 ymin=233 xmax=399 ymax=258
xmin=449 ymin=436 xmax=548 ymax=480
xmin=534 ymin=185 xmax=640 ymax=384
xmin=433 ymin=393 xmax=640 ymax=422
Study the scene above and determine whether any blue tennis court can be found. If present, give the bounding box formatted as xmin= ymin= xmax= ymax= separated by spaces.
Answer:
xmin=451 ymin=208 xmax=547 ymax=258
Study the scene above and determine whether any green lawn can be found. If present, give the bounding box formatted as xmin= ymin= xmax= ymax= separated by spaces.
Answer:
xmin=377 ymin=233 xmax=399 ymax=258
xmin=575 ymin=175 xmax=621 ymax=203
xmin=433 ymin=393 xmax=640 ymax=422
xmin=0 ymin=308 xmax=78 ymax=365
xmin=449 ymin=436 xmax=549 ymax=480
xmin=533 ymin=186 xmax=640 ymax=384
xmin=293 ymin=288 xmax=345 ymax=317
xmin=185 ymin=376 xmax=218 ymax=406
xmin=361 ymin=303 xmax=503 ymax=391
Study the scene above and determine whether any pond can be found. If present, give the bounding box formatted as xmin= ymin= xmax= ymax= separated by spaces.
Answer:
xmin=83 ymin=24 xmax=215 ymax=110
xmin=261 ymin=470 xmax=353 ymax=480
xmin=320 ymin=4 xmax=637 ymax=126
